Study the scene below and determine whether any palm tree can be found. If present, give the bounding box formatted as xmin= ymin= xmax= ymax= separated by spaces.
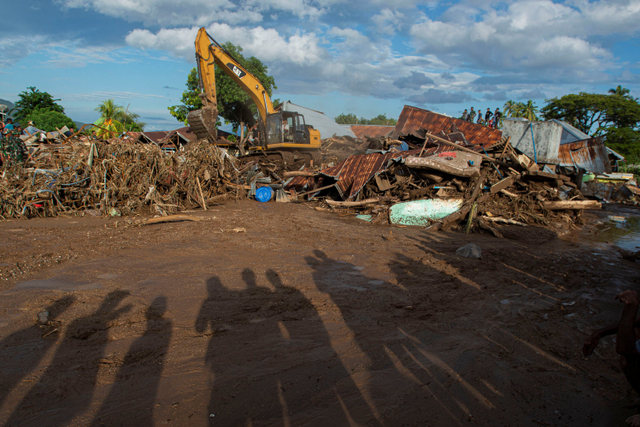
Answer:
xmin=521 ymin=100 xmax=539 ymax=121
xmin=609 ymin=85 xmax=631 ymax=97
xmin=94 ymin=99 xmax=125 ymax=138
xmin=503 ymin=100 xmax=518 ymax=118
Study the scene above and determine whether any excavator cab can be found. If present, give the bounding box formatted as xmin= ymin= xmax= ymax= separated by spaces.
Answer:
xmin=264 ymin=112 xmax=309 ymax=146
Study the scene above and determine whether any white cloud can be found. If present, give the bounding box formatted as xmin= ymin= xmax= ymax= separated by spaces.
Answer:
xmin=56 ymin=0 xmax=339 ymax=26
xmin=410 ymin=0 xmax=638 ymax=74
xmin=0 ymin=35 xmax=51 ymax=67
xmin=126 ymin=25 xmax=324 ymax=65
xmin=372 ymin=9 xmax=405 ymax=35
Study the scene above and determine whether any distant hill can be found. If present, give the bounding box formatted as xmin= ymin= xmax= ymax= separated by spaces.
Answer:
xmin=0 ymin=98 xmax=15 ymax=120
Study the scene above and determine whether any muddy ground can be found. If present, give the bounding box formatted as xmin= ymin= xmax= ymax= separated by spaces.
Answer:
xmin=0 ymin=201 xmax=639 ymax=426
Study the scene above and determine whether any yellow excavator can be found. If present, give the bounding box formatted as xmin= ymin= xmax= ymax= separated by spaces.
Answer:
xmin=187 ymin=27 xmax=322 ymax=164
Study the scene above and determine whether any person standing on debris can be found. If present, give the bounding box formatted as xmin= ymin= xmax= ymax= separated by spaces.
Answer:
xmin=469 ymin=107 xmax=476 ymax=123
xmin=584 ymin=290 xmax=640 ymax=426
xmin=477 ymin=113 xmax=484 ymax=125
xmin=3 ymin=118 xmax=14 ymax=134
xmin=493 ymin=108 xmax=501 ymax=128
xmin=460 ymin=109 xmax=468 ymax=121
xmin=485 ymin=108 xmax=493 ymax=125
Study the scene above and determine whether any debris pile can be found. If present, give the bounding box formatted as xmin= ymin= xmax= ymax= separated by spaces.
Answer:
xmin=2 ymin=104 xmax=637 ymax=239
xmin=0 ymin=138 xmax=244 ymax=219
xmin=286 ymin=127 xmax=607 ymax=235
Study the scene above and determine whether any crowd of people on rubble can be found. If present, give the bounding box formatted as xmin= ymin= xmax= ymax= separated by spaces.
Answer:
xmin=460 ymin=107 xmax=502 ymax=128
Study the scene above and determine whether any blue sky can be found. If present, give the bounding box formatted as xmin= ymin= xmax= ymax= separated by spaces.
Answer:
xmin=1 ymin=0 xmax=639 ymax=131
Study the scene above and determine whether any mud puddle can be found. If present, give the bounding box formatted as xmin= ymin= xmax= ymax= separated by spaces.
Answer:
xmin=578 ymin=205 xmax=640 ymax=251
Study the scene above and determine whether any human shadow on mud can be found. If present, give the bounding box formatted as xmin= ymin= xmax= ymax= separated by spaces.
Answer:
xmin=195 ymin=268 xmax=378 ymax=426
xmin=0 ymin=295 xmax=76 ymax=409
xmin=304 ymin=249 xmax=495 ymax=425
xmin=90 ymin=296 xmax=172 ymax=427
xmin=4 ymin=290 xmax=131 ymax=427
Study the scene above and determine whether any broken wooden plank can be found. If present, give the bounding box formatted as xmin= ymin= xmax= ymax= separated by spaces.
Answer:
xmin=490 ymin=176 xmax=514 ymax=194
xmin=145 ymin=215 xmax=202 ymax=225
xmin=543 ymin=200 xmax=602 ymax=210
xmin=481 ymin=216 xmax=527 ymax=226
xmin=282 ymin=171 xmax=316 ymax=178
xmin=325 ymin=198 xmax=379 ymax=207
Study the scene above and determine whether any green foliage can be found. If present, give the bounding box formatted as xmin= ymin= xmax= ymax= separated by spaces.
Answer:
xmin=334 ymin=113 xmax=398 ymax=125
xmin=541 ymin=91 xmax=640 ymax=164
xmin=11 ymin=87 xmax=65 ymax=124
xmin=94 ymin=99 xmax=145 ymax=137
xmin=168 ymin=43 xmax=277 ymax=133
xmin=25 ymin=109 xmax=76 ymax=132
xmin=335 ymin=113 xmax=359 ymax=124
xmin=216 ymin=42 xmax=276 ymax=132
xmin=503 ymin=100 xmax=538 ymax=120
xmin=540 ymin=92 xmax=640 ymax=136
xmin=608 ymin=85 xmax=632 ymax=98
xmin=606 ymin=127 xmax=640 ymax=165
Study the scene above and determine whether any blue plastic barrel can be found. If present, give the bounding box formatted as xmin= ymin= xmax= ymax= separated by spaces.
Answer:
xmin=255 ymin=186 xmax=273 ymax=203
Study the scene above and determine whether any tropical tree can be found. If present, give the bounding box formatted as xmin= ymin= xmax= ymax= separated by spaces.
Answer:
xmin=25 ymin=110 xmax=76 ymax=132
xmin=334 ymin=113 xmax=360 ymax=124
xmin=609 ymin=85 xmax=631 ymax=97
xmin=11 ymin=86 xmax=66 ymax=124
xmin=503 ymin=100 xmax=521 ymax=118
xmin=94 ymin=99 xmax=145 ymax=138
xmin=541 ymin=91 xmax=640 ymax=163
xmin=521 ymin=100 xmax=539 ymax=121
xmin=168 ymin=42 xmax=277 ymax=144
xmin=94 ymin=99 xmax=124 ymax=138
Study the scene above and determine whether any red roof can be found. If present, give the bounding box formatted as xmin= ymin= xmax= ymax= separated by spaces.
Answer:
xmin=391 ymin=105 xmax=503 ymax=147
xmin=350 ymin=125 xmax=394 ymax=139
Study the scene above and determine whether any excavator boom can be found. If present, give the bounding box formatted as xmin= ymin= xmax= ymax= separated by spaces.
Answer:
xmin=188 ymin=27 xmax=274 ymax=142
xmin=187 ymin=27 xmax=321 ymax=163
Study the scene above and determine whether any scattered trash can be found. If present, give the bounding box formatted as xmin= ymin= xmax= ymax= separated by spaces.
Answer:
xmin=389 ymin=199 xmax=463 ymax=226
xmin=255 ymin=186 xmax=273 ymax=203
xmin=608 ymin=215 xmax=626 ymax=223
xmin=37 ymin=311 xmax=50 ymax=324
xmin=455 ymin=243 xmax=482 ymax=259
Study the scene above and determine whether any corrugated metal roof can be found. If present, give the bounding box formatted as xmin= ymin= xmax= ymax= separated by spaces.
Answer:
xmin=558 ymin=137 xmax=611 ymax=174
xmin=288 ymin=146 xmax=452 ymax=200
xmin=351 ymin=125 xmax=395 ymax=139
xmin=391 ymin=105 xmax=503 ymax=147
xmin=551 ymin=119 xmax=590 ymax=143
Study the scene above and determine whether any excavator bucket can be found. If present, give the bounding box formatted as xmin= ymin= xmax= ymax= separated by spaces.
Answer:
xmin=187 ymin=105 xmax=218 ymax=142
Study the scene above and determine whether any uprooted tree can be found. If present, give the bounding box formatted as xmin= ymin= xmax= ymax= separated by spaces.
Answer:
xmin=168 ymin=42 xmax=278 ymax=143
xmin=541 ymin=91 xmax=640 ymax=163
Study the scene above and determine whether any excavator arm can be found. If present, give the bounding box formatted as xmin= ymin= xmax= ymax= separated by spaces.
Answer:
xmin=188 ymin=27 xmax=274 ymax=142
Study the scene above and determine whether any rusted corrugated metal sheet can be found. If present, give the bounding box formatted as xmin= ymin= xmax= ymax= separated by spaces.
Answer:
xmin=351 ymin=125 xmax=394 ymax=139
xmin=391 ymin=105 xmax=503 ymax=147
xmin=558 ymin=137 xmax=611 ymax=174
xmin=288 ymin=145 xmax=452 ymax=200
